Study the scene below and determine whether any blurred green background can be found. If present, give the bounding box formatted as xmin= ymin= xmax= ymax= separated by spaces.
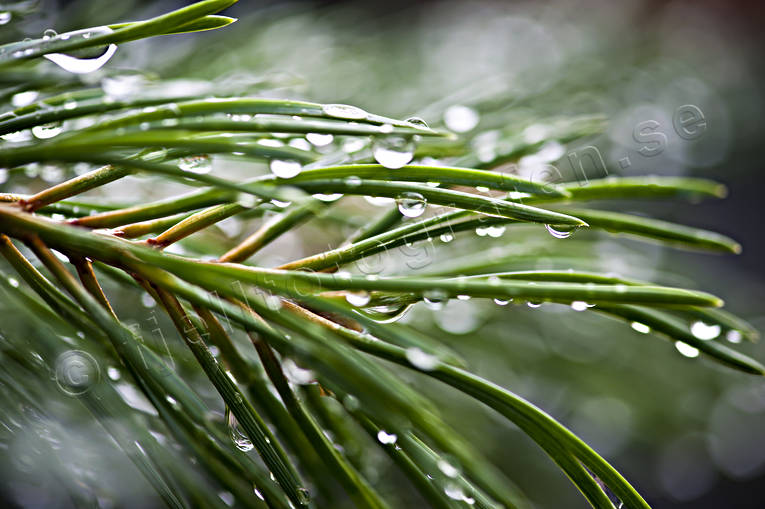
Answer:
xmin=2 ymin=0 xmax=765 ymax=507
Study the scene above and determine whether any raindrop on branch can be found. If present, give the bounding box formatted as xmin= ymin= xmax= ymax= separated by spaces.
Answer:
xmin=42 ymin=27 xmax=118 ymax=74
xmin=397 ymin=192 xmax=426 ymax=217
xmin=322 ymin=103 xmax=367 ymax=120
xmin=545 ymin=224 xmax=573 ymax=239
xmin=225 ymin=406 xmax=253 ymax=452
xmin=269 ymin=159 xmax=302 ymax=179
xmin=690 ymin=321 xmax=721 ymax=340
xmin=373 ymin=136 xmax=415 ymax=169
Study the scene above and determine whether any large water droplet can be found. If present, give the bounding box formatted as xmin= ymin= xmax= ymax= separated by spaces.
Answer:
xmin=423 ymin=289 xmax=448 ymax=310
xmin=306 ymin=132 xmax=334 ymax=146
xmin=444 ymin=483 xmax=466 ymax=501
xmin=494 ymin=298 xmax=511 ymax=306
xmin=397 ymin=192 xmax=426 ymax=217
xmin=322 ymin=103 xmax=367 ymax=120
xmin=0 ymin=12 xmax=11 ymax=25
xmin=405 ymin=347 xmax=439 ymax=371
xmin=437 ymin=459 xmax=460 ymax=478
xmin=571 ymin=301 xmax=590 ymax=312
xmin=690 ymin=321 xmax=721 ymax=340
xmin=630 ymin=322 xmax=650 ymax=334
xmin=236 ymin=193 xmax=258 ymax=208
xmin=406 ymin=116 xmax=429 ymax=128
xmin=43 ymin=28 xmax=118 ymax=74
xmin=377 ymin=430 xmax=398 ymax=444
xmin=545 ymin=224 xmax=574 ymax=239
xmin=296 ymin=487 xmax=311 ymax=505
xmin=440 ymin=233 xmax=454 ymax=243
xmin=282 ymin=359 xmax=315 ymax=385
xmin=179 ymin=155 xmax=211 ymax=174
xmin=485 ymin=225 xmax=505 ymax=238
xmin=32 ymin=122 xmax=63 ymax=139
xmin=363 ymin=195 xmax=394 ymax=208
xmin=527 ymin=301 xmax=542 ymax=308
xmin=225 ymin=406 xmax=253 ymax=452
xmin=361 ymin=304 xmax=412 ymax=323
xmin=674 ymin=341 xmax=700 ymax=358
xmin=345 ymin=291 xmax=371 ymax=307
xmin=1 ymin=130 xmax=31 ymax=143
xmin=312 ymin=193 xmax=343 ymax=202
xmin=270 ymin=159 xmax=302 ymax=179
xmin=443 ymin=105 xmax=479 ymax=133
xmin=11 ymin=90 xmax=39 ymax=108
xmin=726 ymin=330 xmax=742 ymax=343
xmin=373 ymin=136 xmax=414 ymax=169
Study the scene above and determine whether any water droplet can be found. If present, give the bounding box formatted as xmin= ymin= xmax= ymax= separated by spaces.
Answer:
xmin=322 ymin=103 xmax=367 ymax=120
xmin=571 ymin=301 xmax=589 ymax=312
xmin=443 ymin=105 xmax=479 ymax=133
xmin=630 ymin=322 xmax=650 ymax=334
xmin=296 ymin=487 xmax=311 ymax=505
xmin=485 ymin=225 xmax=505 ymax=238
xmin=457 ymin=295 xmax=471 ymax=301
xmin=406 ymin=116 xmax=429 ymax=128
xmin=32 ymin=122 xmax=63 ymax=139
xmin=282 ymin=359 xmax=315 ymax=385
xmin=179 ymin=155 xmax=211 ymax=174
xmin=342 ymin=138 xmax=366 ymax=153
xmin=545 ymin=224 xmax=574 ymax=239
xmin=0 ymin=12 xmax=11 ymax=25
xmin=405 ymin=347 xmax=439 ymax=371
xmin=396 ymin=192 xmax=426 ymax=217
xmin=345 ymin=291 xmax=371 ymax=307
xmin=475 ymin=226 xmax=489 ymax=237
xmin=377 ymin=430 xmax=398 ymax=444
xmin=674 ymin=341 xmax=700 ymax=358
xmin=345 ymin=175 xmax=362 ymax=187
xmin=218 ymin=491 xmax=234 ymax=506
xmin=342 ymin=394 xmax=360 ymax=411
xmin=690 ymin=321 xmax=721 ymax=341
xmin=364 ymin=195 xmax=395 ymax=206
xmin=236 ymin=193 xmax=258 ymax=208
xmin=141 ymin=293 xmax=156 ymax=308
xmin=306 ymin=132 xmax=334 ymax=146
xmin=11 ymin=91 xmax=39 ymax=108
xmin=270 ymin=199 xmax=291 ymax=208
xmin=258 ymin=138 xmax=284 ymax=148
xmin=43 ymin=28 xmax=118 ymax=74
xmin=444 ymin=483 xmax=465 ymax=501
xmin=225 ymin=406 xmax=253 ymax=451
xmin=373 ymin=136 xmax=415 ymax=169
xmin=107 ymin=367 xmax=121 ymax=381
xmin=437 ymin=459 xmax=460 ymax=478
xmin=312 ymin=193 xmax=343 ymax=202
xmin=270 ymin=159 xmax=302 ymax=179
xmin=440 ymin=233 xmax=454 ymax=243
xmin=1 ymin=130 xmax=31 ymax=143
xmin=0 ymin=169 xmax=9 ymax=184
xmin=494 ymin=298 xmax=511 ymax=306
xmin=726 ymin=330 xmax=742 ymax=343
xmin=423 ymin=289 xmax=448 ymax=310
xmin=527 ymin=301 xmax=542 ymax=308
xmin=43 ymin=28 xmax=57 ymax=39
